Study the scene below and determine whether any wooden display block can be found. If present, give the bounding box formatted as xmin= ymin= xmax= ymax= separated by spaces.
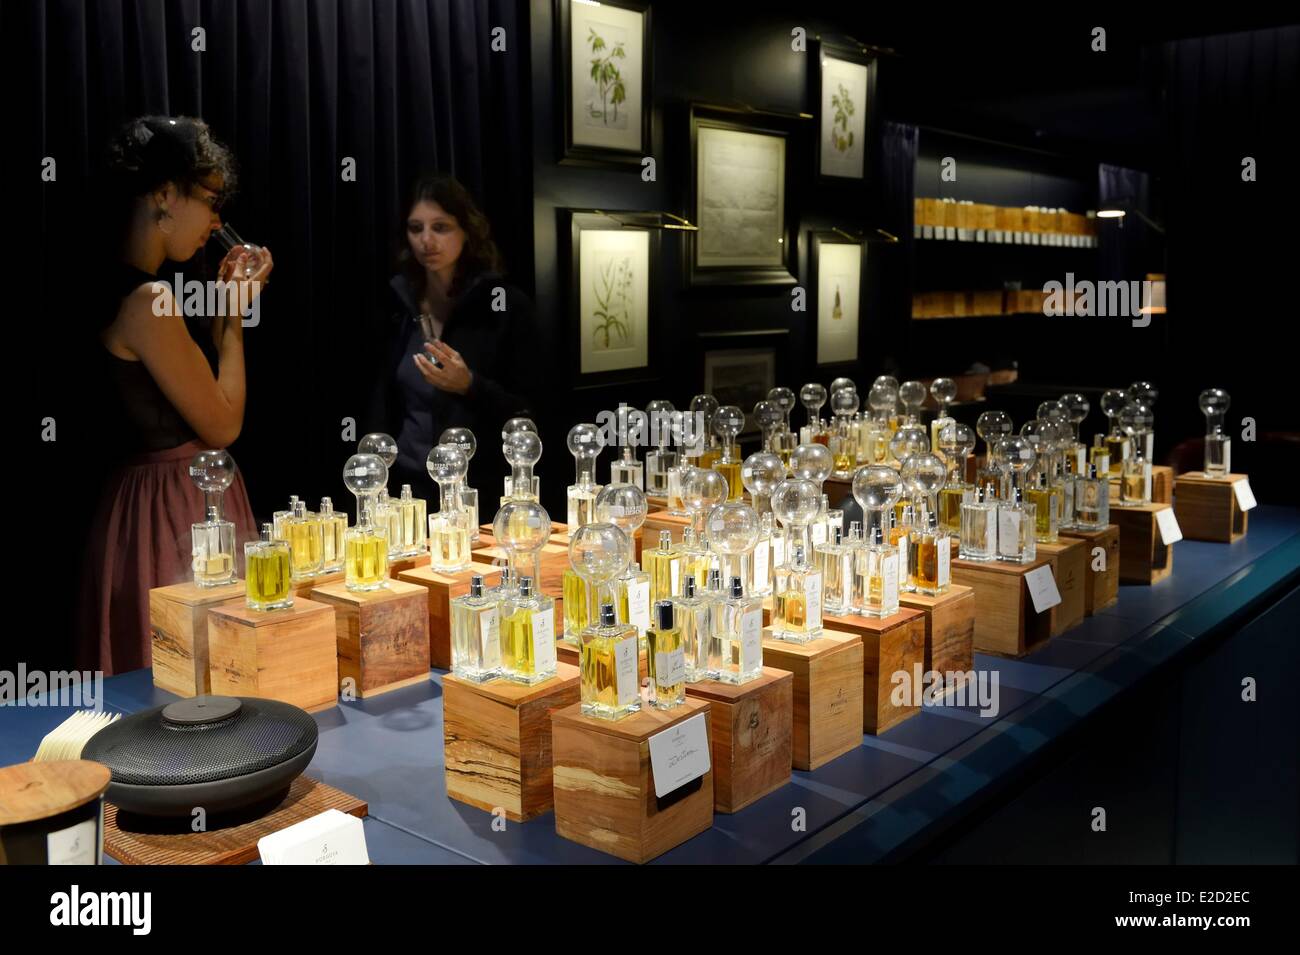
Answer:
xmin=1174 ymin=472 xmax=1251 ymax=543
xmin=950 ymin=557 xmax=1054 ymax=657
xmin=1037 ymin=538 xmax=1086 ymax=636
xmin=1152 ymin=465 xmax=1174 ymax=505
xmin=443 ymin=664 xmax=581 ymax=822
xmin=149 ymin=580 xmax=245 ymax=698
xmin=290 ymin=569 xmax=343 ymax=600
xmin=761 ymin=629 xmax=864 ymax=769
xmin=387 ymin=552 xmax=431 ymax=578
xmin=685 ymin=669 xmax=793 ymax=812
xmin=556 ymin=640 xmax=649 ymax=681
xmin=1060 ymin=524 xmax=1119 ymax=614
xmin=552 ymin=698 xmax=714 ymax=863
xmin=536 ymin=548 xmax=570 ymax=599
xmin=645 ymin=494 xmax=668 ymax=510
xmin=1110 ymin=502 xmax=1176 ymax=584
xmin=472 ymin=539 xmax=568 ymax=567
xmin=900 ymin=584 xmax=976 ymax=693
xmin=310 ymin=579 xmax=431 ymax=698
xmin=824 ymin=609 xmax=925 ymax=734
xmin=642 ymin=509 xmax=689 ymax=544
xmin=207 ymin=598 xmax=338 ymax=711
xmin=397 ymin=562 xmax=499 ymax=670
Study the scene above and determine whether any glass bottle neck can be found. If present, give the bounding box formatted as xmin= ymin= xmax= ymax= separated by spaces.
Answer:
xmin=1204 ymin=412 xmax=1225 ymax=435
xmin=573 ymin=460 xmax=596 ymax=487
xmin=437 ymin=478 xmax=462 ymax=514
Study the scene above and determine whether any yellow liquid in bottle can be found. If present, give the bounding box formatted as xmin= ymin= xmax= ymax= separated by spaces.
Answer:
xmin=918 ymin=535 xmax=938 ymax=590
xmin=699 ymin=449 xmax=721 ymax=470
xmin=428 ymin=516 xmax=470 ymax=571
xmin=194 ymin=552 xmax=233 ymax=585
xmin=321 ymin=514 xmax=347 ymax=570
xmin=345 ymin=532 xmax=388 ymax=589
xmin=643 ymin=549 xmax=682 ymax=602
xmin=833 ymin=452 xmax=854 ymax=472
xmin=712 ymin=460 xmax=743 ymax=501
xmin=646 ymin=626 xmax=685 ymax=708
xmin=247 ymin=549 xmax=291 ymax=607
xmin=287 ymin=518 xmax=324 ymax=577
xmin=562 ymin=569 xmax=592 ymax=642
xmin=1028 ymin=488 xmax=1057 ymax=541
xmin=939 ymin=486 xmax=965 ymax=533
xmin=502 ymin=606 xmax=537 ymax=678
xmin=1105 ymin=436 xmax=1128 ymax=476
xmin=1122 ymin=471 xmax=1147 ymax=502
xmin=580 ymin=631 xmax=639 ymax=717
xmin=776 ymin=590 xmax=807 ymax=632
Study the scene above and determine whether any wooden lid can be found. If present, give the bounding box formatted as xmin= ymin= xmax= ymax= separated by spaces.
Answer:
xmin=445 ymin=663 xmax=580 ymax=704
xmin=900 ymin=584 xmax=973 ymax=610
xmin=311 ymin=578 xmax=426 ymax=604
xmin=151 ymin=579 xmax=246 ymax=606
xmin=684 ymin=667 xmax=791 ymax=704
xmin=0 ymin=760 xmax=111 ymax=826
xmin=551 ymin=696 xmax=709 ymax=742
xmin=761 ymin=628 xmax=859 ymax=657
xmin=825 ymin=607 xmax=924 ymax=633
xmin=209 ymin=596 xmax=334 ymax=626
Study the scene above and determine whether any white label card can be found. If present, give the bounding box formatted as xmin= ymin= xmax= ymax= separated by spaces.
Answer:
xmin=628 ymin=579 xmax=651 ymax=631
xmin=258 ymin=809 xmax=369 ymax=866
xmin=1232 ymin=479 xmax=1257 ymax=511
xmin=614 ymin=636 xmax=638 ymax=706
xmin=1025 ymin=564 xmax=1062 ymax=613
xmin=532 ymin=610 xmax=556 ymax=672
xmin=648 ymin=713 xmax=711 ymax=798
xmin=938 ymin=539 xmax=951 ymax=587
xmin=47 ymin=817 xmax=97 ymax=865
xmin=480 ymin=607 xmax=501 ymax=669
xmin=1155 ymin=507 xmax=1183 ymax=545
xmin=741 ymin=608 xmax=763 ymax=667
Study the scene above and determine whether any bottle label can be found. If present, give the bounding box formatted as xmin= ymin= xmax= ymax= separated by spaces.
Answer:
xmin=772 ymin=535 xmax=787 ymax=568
xmin=741 ymin=607 xmax=763 ymax=667
xmin=656 ymin=647 xmax=685 ymax=688
xmin=811 ymin=521 xmax=827 ymax=546
xmin=628 ymin=578 xmax=651 ymax=631
xmin=998 ymin=507 xmax=1022 ymax=557
xmin=805 ymin=571 xmax=823 ymax=629
xmin=753 ymin=540 xmax=769 ymax=586
xmin=984 ymin=509 xmax=998 ymax=555
xmin=938 ymin=540 xmax=950 ymax=587
xmin=896 ymin=533 xmax=910 ymax=581
xmin=531 ymin=610 xmax=556 ymax=673
xmin=840 ymin=554 xmax=853 ymax=599
xmin=480 ymin=607 xmax=501 ymax=669
xmin=669 ymin=558 xmax=681 ymax=594
xmin=882 ymin=553 xmax=899 ymax=607
xmin=614 ymin=635 xmax=638 ymax=706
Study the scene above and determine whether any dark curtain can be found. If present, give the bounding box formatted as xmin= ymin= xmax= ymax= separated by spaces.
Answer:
xmin=1096 ymin=162 xmax=1152 ymax=283
xmin=878 ymin=120 xmax=917 ymax=373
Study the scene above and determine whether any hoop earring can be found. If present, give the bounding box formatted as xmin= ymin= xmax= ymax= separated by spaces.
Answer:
xmin=157 ymin=208 xmax=175 ymax=236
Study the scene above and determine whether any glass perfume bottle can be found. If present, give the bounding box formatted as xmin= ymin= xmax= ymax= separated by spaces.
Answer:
xmin=741 ymin=450 xmax=784 ymax=517
xmin=450 ymin=573 xmax=501 ymax=683
xmin=318 ymin=497 xmax=348 ymax=573
xmin=272 ymin=494 xmax=299 ymax=543
xmin=998 ymin=434 xmax=1036 ymax=503
xmin=596 ymin=483 xmax=651 ymax=639
xmin=703 ymin=567 xmax=725 ymax=678
xmin=188 ymin=450 xmax=237 ymax=586
xmin=857 ymin=524 xmax=900 ymax=618
xmin=865 ymin=381 xmax=897 ymax=464
xmin=799 ymin=383 xmax=829 ymax=445
xmin=646 ymin=600 xmax=685 ymax=708
xmin=1089 ymin=433 xmax=1112 ymax=478
xmin=1073 ymin=464 xmax=1111 ymax=530
xmin=816 ymin=523 xmax=852 ymax=615
xmin=677 ymin=526 xmax=713 ymax=609
xmin=975 ymin=410 xmax=1013 ymax=493
xmin=669 ymin=406 xmax=706 ymax=517
xmin=850 ymin=463 xmax=902 ymax=613
xmin=690 ymin=394 xmax=721 ymax=469
xmin=1060 ymin=393 xmax=1090 ymax=476
xmin=285 ymin=499 xmax=325 ymax=580
xmin=828 ymin=388 xmax=861 ymax=475
xmin=902 ymin=452 xmax=947 ymax=592
xmin=705 ymin=501 xmax=760 ymax=601
xmin=770 ymin=478 xmax=824 ymax=642
xmin=996 ymin=486 xmax=1037 ymax=563
xmin=673 ymin=575 xmax=712 ymax=683
xmin=959 ymin=485 xmax=999 ymax=561
xmin=753 ymin=400 xmax=785 ymax=460
xmin=244 ymin=523 xmax=292 ymax=611
xmin=1127 ymin=381 xmax=1159 ymax=463
xmin=767 ymin=386 xmax=799 ymax=468
xmin=790 ymin=443 xmax=833 ymax=547
xmin=644 ymin=399 xmax=678 ymax=495
xmin=609 ymin=404 xmax=646 ymax=490
xmin=1100 ymin=389 xmax=1130 ymax=477
xmin=1118 ymin=402 xmax=1154 ymax=506
xmin=392 ymin=484 xmax=427 ymax=556
xmin=500 ymin=428 xmax=542 ymax=506
xmin=342 ymin=453 xmax=389 ymax=592
xmin=643 ymin=530 xmax=683 ymax=603
xmin=680 ymin=465 xmax=728 ymax=579
xmin=566 ymin=422 xmax=606 ymax=530
xmin=358 ymin=432 xmax=402 ymax=557
xmin=426 ymin=444 xmax=473 ymax=572
xmin=717 ymin=576 xmax=763 ymax=685
xmin=916 ymin=508 xmax=951 ymax=596
xmin=750 ymin=511 xmax=776 ymax=598
xmin=1027 ymin=472 xmax=1060 ymax=543
xmin=565 ymin=521 xmax=630 ymax=650
xmin=937 ymin=421 xmax=976 ymax=534
xmin=899 ymin=380 xmax=927 ymax=426
xmin=500 ymin=575 xmax=557 ymax=685
xmin=929 ymin=377 xmax=958 ymax=453
xmin=439 ymin=427 xmax=479 ymax=541
xmin=1199 ymin=388 xmax=1231 ymax=477
xmin=581 ymin=602 xmax=641 ymax=720
xmin=710 ymin=405 xmax=745 ymax=501
xmin=890 ymin=504 xmax=915 ymax=593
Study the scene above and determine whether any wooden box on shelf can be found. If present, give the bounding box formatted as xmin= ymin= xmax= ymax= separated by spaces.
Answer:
xmin=397 ymin=561 xmax=500 ymax=670
xmin=824 ymin=608 xmax=925 ymax=734
xmin=1110 ymin=502 xmax=1176 ymax=584
xmin=149 ymin=579 xmax=245 ymax=698
xmin=1173 ymin=472 xmax=1251 ymax=543
xmin=387 ymin=552 xmax=431 ymax=578
xmin=1060 ymin=524 xmax=1120 ymax=614
xmin=950 ymin=556 xmax=1054 ymax=657
xmin=1151 ymin=465 xmax=1174 ymax=505
xmin=685 ymin=668 xmax=793 ymax=813
xmin=290 ymin=569 xmax=342 ymax=600
xmin=551 ymin=698 xmax=713 ymax=864
xmin=310 ymin=579 xmax=430 ymax=698
xmin=443 ymin=663 xmax=581 ymax=822
xmin=1036 ymin=537 xmax=1086 ymax=636
xmin=207 ymin=598 xmax=338 ymax=711
xmin=641 ymin=510 xmax=689 ymax=545
xmin=761 ymin=629 xmax=863 ymax=769
xmin=900 ymin=584 xmax=976 ymax=691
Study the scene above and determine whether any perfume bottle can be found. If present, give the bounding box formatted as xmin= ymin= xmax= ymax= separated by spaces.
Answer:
xmin=710 ymin=405 xmax=745 ymax=501
xmin=959 ymin=485 xmax=999 ymax=561
xmin=717 ymin=576 xmax=763 ymax=685
xmin=850 ymin=464 xmax=902 ymax=612
xmin=566 ymin=422 xmax=606 ymax=530
xmin=565 ymin=521 xmax=631 ymax=649
xmin=890 ymin=504 xmax=915 ymax=592
xmin=1073 ymin=464 xmax=1111 ymax=530
xmin=357 ymin=432 xmax=401 ymax=556
xmin=901 ymin=452 xmax=947 ymax=592
xmin=342 ymin=453 xmax=389 ymax=592
xmin=680 ymin=465 xmax=728 ymax=575
xmin=500 ymin=421 xmax=541 ymax=505
xmin=975 ymin=410 xmax=1013 ymax=493
xmin=450 ymin=573 xmax=501 ymax=683
xmin=643 ymin=530 xmax=683 ymax=603
xmin=770 ymin=479 xmax=824 ymax=642
xmin=705 ymin=501 xmax=760 ymax=602
xmin=1089 ymin=433 xmax=1112 ymax=478
xmin=899 ymin=380 xmax=927 ymax=426
xmin=188 ymin=450 xmax=237 ymax=586
xmin=644 ymin=399 xmax=678 ymax=495
xmin=272 ymin=495 xmax=299 ymax=544
xmin=562 ymin=562 xmax=593 ymax=645
xmin=678 ymin=526 xmax=713 ymax=608
xmin=998 ymin=434 xmax=1036 ymax=503
xmin=750 ymin=511 xmax=776 ymax=597
xmin=1118 ymin=402 xmax=1154 ymax=506
xmin=828 ymin=388 xmax=860 ymax=475
xmin=595 ymin=483 xmax=650 ymax=638
xmin=1100 ymin=389 xmax=1130 ymax=477
xmin=702 ymin=567 xmax=726 ymax=680
xmin=929 ymin=377 xmax=958 ymax=453
xmin=1027 ymin=472 xmax=1060 ymax=543
xmin=395 ymin=484 xmax=428 ymax=556
xmin=673 ymin=575 xmax=712 ymax=683
xmin=668 ymin=407 xmax=705 ymax=517
xmin=244 ymin=523 xmax=292 ymax=611
xmin=889 ymin=425 xmax=931 ymax=479
xmin=816 ymin=523 xmax=852 ymax=615
xmin=1199 ymin=388 xmax=1231 ymax=477
xmin=500 ymin=575 xmax=557 ymax=685
xmin=767 ymin=386 xmax=799 ymax=467
xmin=741 ymin=450 xmax=784 ymax=517
xmin=937 ymin=422 xmax=976 ymax=533
xmin=439 ymin=427 xmax=479 ymax=541
xmin=996 ymin=486 xmax=1037 ymax=563
xmin=865 ymin=381 xmax=897 ymax=463
xmin=856 ymin=524 xmax=900 ymax=618
xmin=318 ymin=497 xmax=347 ymax=573
xmin=790 ymin=443 xmax=833 ymax=547
xmin=646 ymin=600 xmax=685 ymax=708
xmin=916 ymin=508 xmax=951 ymax=596
xmin=580 ymin=602 xmax=641 ymax=720
xmin=609 ymin=404 xmax=646 ymax=490
xmin=284 ymin=499 xmax=325 ymax=580
xmin=689 ymin=393 xmax=721 ymax=469
xmin=799 ymin=383 xmax=829 ymax=445
xmin=1060 ymin=393 xmax=1090 ymax=476
xmin=1127 ymin=381 xmax=1159 ymax=463
xmin=426 ymin=444 xmax=473 ymax=572
xmin=753 ymin=400 xmax=785 ymax=460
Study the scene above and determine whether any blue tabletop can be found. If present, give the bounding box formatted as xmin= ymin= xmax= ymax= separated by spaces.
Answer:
xmin=6 ymin=506 xmax=1297 ymax=864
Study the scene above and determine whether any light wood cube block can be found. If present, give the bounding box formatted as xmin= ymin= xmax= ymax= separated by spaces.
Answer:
xmin=1037 ymin=537 xmax=1087 ymax=636
xmin=1060 ymin=524 xmax=1120 ymax=614
xmin=207 ymin=598 xmax=338 ymax=711
xmin=824 ymin=608 xmax=925 ymax=734
xmin=149 ymin=580 xmax=245 ymax=697
xmin=397 ymin=562 xmax=499 ymax=669
xmin=310 ymin=579 xmax=430 ymax=698
xmin=1174 ymin=472 xmax=1250 ymax=543
xmin=685 ymin=668 xmax=793 ymax=812
xmin=761 ymin=629 xmax=864 ymax=769
xmin=1110 ymin=502 xmax=1176 ymax=584
xmin=950 ymin=556 xmax=1054 ymax=657
xmin=900 ymin=584 xmax=976 ymax=693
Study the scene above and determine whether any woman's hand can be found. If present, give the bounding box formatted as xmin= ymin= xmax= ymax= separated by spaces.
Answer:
xmin=413 ymin=340 xmax=473 ymax=395
xmin=218 ymin=245 xmax=275 ymax=305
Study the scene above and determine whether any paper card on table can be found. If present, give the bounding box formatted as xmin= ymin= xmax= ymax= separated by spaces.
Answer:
xmin=648 ymin=712 xmax=710 ymax=798
xmin=1025 ymin=564 xmax=1062 ymax=614
xmin=1155 ymin=507 xmax=1183 ymax=545
xmin=1232 ymin=479 xmax=1257 ymax=511
xmin=257 ymin=809 xmax=369 ymax=866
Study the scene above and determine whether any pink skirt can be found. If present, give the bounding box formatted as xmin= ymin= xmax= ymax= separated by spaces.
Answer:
xmin=76 ymin=439 xmax=259 ymax=675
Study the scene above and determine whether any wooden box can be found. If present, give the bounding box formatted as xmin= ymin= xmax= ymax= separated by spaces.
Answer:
xmin=397 ymin=562 xmax=499 ymax=670
xmin=1174 ymin=472 xmax=1251 ymax=543
xmin=1151 ymin=465 xmax=1174 ymax=505
xmin=950 ymin=557 xmax=1054 ymax=657
xmin=761 ymin=629 xmax=864 ymax=769
xmin=685 ymin=668 xmax=793 ymax=812
xmin=642 ymin=510 xmax=689 ymax=545
xmin=1037 ymin=537 xmax=1086 ymax=636
xmin=1110 ymin=503 xmax=1176 ymax=584
xmin=310 ymin=579 xmax=430 ymax=698
xmin=443 ymin=663 xmax=581 ymax=822
xmin=207 ymin=598 xmax=338 ymax=711
xmin=387 ymin=552 xmax=431 ymax=578
xmin=824 ymin=609 xmax=925 ymax=734
xmin=552 ymin=698 xmax=714 ymax=863
xmin=1060 ymin=524 xmax=1120 ymax=614
xmin=900 ymin=584 xmax=976 ymax=691
xmin=149 ymin=580 xmax=245 ymax=697
xmin=290 ymin=569 xmax=342 ymax=600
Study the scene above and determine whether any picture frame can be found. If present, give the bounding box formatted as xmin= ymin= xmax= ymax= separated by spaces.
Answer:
xmin=702 ymin=346 xmax=778 ymax=440
xmin=562 ymin=209 xmax=660 ymax=384
xmin=687 ymin=104 xmax=799 ymax=287
xmin=555 ymin=0 xmax=653 ymax=168
xmin=810 ymin=230 xmax=865 ymax=367
xmin=813 ymin=39 xmax=878 ymax=182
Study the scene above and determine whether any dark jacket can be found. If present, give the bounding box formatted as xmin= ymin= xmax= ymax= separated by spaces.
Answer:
xmin=367 ymin=270 xmax=534 ymax=500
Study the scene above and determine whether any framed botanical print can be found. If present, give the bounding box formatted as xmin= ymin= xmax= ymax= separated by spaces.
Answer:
xmin=688 ymin=105 xmax=798 ymax=286
xmin=814 ymin=40 xmax=877 ymax=182
xmin=702 ymin=347 xmax=777 ymax=440
xmin=564 ymin=210 xmax=658 ymax=381
xmin=556 ymin=0 xmax=652 ymax=167
xmin=811 ymin=231 xmax=865 ymax=366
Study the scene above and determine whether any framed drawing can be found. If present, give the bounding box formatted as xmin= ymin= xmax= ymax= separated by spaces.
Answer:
xmin=555 ymin=0 xmax=652 ymax=168
xmin=811 ymin=231 xmax=864 ymax=366
xmin=564 ymin=210 xmax=658 ymax=381
xmin=813 ymin=40 xmax=877 ymax=182
xmin=702 ymin=347 xmax=778 ymax=440
xmin=688 ymin=105 xmax=798 ymax=286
